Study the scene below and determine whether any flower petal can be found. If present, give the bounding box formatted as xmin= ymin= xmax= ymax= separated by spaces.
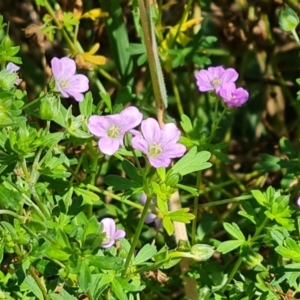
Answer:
xmin=145 ymin=213 xmax=157 ymax=224
xmin=195 ymin=69 xmax=214 ymax=92
xmin=58 ymin=57 xmax=76 ymax=79
xmin=160 ymin=123 xmax=181 ymax=145
xmin=140 ymin=118 xmax=161 ymax=144
xmin=132 ymin=135 xmax=149 ymax=154
xmin=119 ymin=107 xmax=143 ymax=132
xmin=65 ymin=74 xmax=89 ymax=93
xmin=162 ymin=143 xmax=186 ymax=158
xmin=6 ymin=62 xmax=20 ymax=72
xmin=220 ymin=68 xmax=239 ymax=84
xmin=113 ymin=229 xmax=126 ymax=240
xmin=148 ymin=155 xmax=171 ymax=168
xmin=88 ymin=115 xmax=111 ymax=137
xmin=101 ymin=218 xmax=115 ymax=238
xmin=101 ymin=240 xmax=115 ymax=248
xmin=51 ymin=57 xmax=62 ymax=78
xmin=207 ymin=66 xmax=224 ymax=79
xmin=98 ymin=136 xmax=121 ymax=155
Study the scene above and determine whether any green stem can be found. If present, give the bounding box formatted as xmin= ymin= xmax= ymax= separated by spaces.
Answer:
xmin=70 ymin=153 xmax=83 ymax=184
xmin=197 ymin=194 xmax=252 ymax=208
xmin=88 ymin=148 xmax=99 ymax=218
xmin=29 ymin=265 xmax=49 ymax=300
xmin=221 ymin=215 xmax=269 ymax=292
xmin=20 ymin=157 xmax=50 ymax=219
xmin=221 ymin=256 xmax=243 ymax=292
xmin=169 ymin=72 xmax=184 ymax=116
xmin=44 ymin=1 xmax=76 ymax=53
xmin=291 ymin=29 xmax=300 ymax=47
xmin=121 ymin=195 xmax=152 ymax=277
xmin=191 ymin=171 xmax=201 ymax=245
xmin=86 ymin=184 xmax=145 ymax=210
xmin=22 ymin=95 xmax=45 ymax=110
xmin=0 ymin=209 xmax=21 ymax=219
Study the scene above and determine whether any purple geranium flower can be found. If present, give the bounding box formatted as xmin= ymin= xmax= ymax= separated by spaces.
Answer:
xmin=51 ymin=57 xmax=89 ymax=102
xmin=131 ymin=118 xmax=186 ymax=168
xmin=6 ymin=62 xmax=22 ymax=85
xmin=218 ymin=82 xmax=249 ymax=108
xmin=297 ymin=196 xmax=300 ymax=207
xmin=140 ymin=193 xmax=162 ymax=228
xmin=88 ymin=106 xmax=143 ymax=155
xmin=195 ymin=66 xmax=238 ymax=93
xmin=100 ymin=218 xmax=126 ymax=248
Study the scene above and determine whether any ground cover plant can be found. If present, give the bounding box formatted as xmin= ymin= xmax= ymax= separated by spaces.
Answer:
xmin=0 ymin=0 xmax=300 ymax=299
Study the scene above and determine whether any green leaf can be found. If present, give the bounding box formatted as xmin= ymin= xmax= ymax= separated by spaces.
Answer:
xmin=251 ymin=190 xmax=266 ymax=206
xmin=112 ymin=277 xmax=128 ymax=300
xmin=163 ymin=216 xmax=174 ymax=235
xmin=79 ymin=260 xmax=92 ymax=292
xmin=79 ymin=91 xmax=93 ymax=118
xmin=45 ymin=245 xmax=70 ymax=261
xmin=217 ymin=240 xmax=244 ymax=254
xmin=122 ymin=160 xmax=143 ymax=185
xmin=133 ymin=244 xmax=157 ymax=265
xmin=63 ymin=12 xmax=79 ymax=31
xmin=223 ymin=222 xmax=245 ymax=241
xmin=238 ymin=202 xmax=257 ymax=224
xmin=172 ymin=147 xmax=211 ymax=176
xmin=35 ymin=0 xmax=46 ymax=5
xmin=0 ymin=184 xmax=21 ymax=209
xmin=275 ymin=245 xmax=300 ymax=261
xmin=100 ymin=0 xmax=133 ymax=84
xmin=126 ymin=43 xmax=146 ymax=55
xmin=169 ymin=208 xmax=195 ymax=223
xmin=25 ymin=275 xmax=44 ymax=300
xmin=74 ymin=187 xmax=100 ymax=205
xmin=104 ymin=175 xmax=141 ymax=191
xmin=89 ymin=256 xmax=124 ymax=270
xmin=50 ymin=289 xmax=77 ymax=300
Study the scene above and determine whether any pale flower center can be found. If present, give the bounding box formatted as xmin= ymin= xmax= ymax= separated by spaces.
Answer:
xmin=211 ymin=77 xmax=221 ymax=88
xmin=103 ymin=233 xmax=111 ymax=244
xmin=59 ymin=78 xmax=69 ymax=89
xmin=148 ymin=142 xmax=162 ymax=158
xmin=107 ymin=124 xmax=120 ymax=138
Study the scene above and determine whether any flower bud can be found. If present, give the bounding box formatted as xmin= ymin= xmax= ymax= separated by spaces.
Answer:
xmin=0 ymin=70 xmax=17 ymax=91
xmin=124 ymin=131 xmax=133 ymax=151
xmin=40 ymin=94 xmax=60 ymax=121
xmin=278 ymin=7 xmax=299 ymax=32
xmin=243 ymin=250 xmax=263 ymax=269
xmin=165 ymin=171 xmax=182 ymax=186
xmin=190 ymin=244 xmax=215 ymax=261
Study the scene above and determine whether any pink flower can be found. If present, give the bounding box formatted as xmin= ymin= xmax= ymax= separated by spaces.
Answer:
xmin=100 ymin=218 xmax=126 ymax=248
xmin=297 ymin=197 xmax=300 ymax=207
xmin=6 ymin=62 xmax=22 ymax=85
xmin=51 ymin=57 xmax=89 ymax=102
xmin=195 ymin=66 xmax=238 ymax=93
xmin=132 ymin=118 xmax=186 ymax=168
xmin=88 ymin=106 xmax=143 ymax=155
xmin=218 ymin=82 xmax=249 ymax=108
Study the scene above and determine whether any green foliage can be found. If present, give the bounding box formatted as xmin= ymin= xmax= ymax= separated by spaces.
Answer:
xmin=0 ymin=0 xmax=300 ymax=299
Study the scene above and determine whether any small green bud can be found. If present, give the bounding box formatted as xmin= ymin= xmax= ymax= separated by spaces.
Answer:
xmin=177 ymin=239 xmax=191 ymax=252
xmin=243 ymin=249 xmax=263 ymax=269
xmin=0 ymin=70 xmax=17 ymax=91
xmin=124 ymin=132 xmax=133 ymax=151
xmin=40 ymin=94 xmax=60 ymax=121
xmin=165 ymin=171 xmax=182 ymax=186
xmin=278 ymin=7 xmax=299 ymax=32
xmin=190 ymin=244 xmax=215 ymax=261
